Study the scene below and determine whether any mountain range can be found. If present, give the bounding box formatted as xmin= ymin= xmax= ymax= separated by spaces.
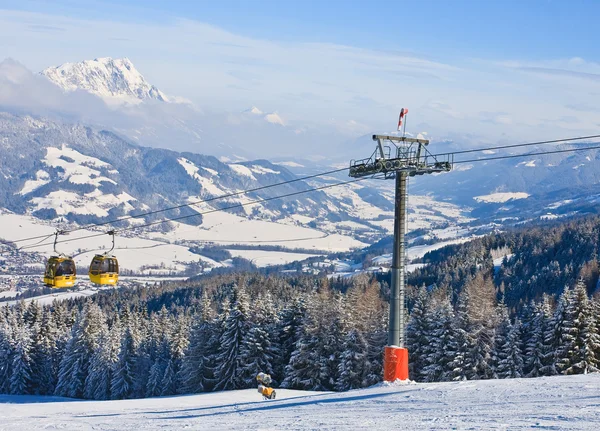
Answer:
xmin=2 ymin=56 xmax=600 ymax=262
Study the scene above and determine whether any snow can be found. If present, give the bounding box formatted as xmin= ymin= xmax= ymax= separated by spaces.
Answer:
xmin=474 ymin=192 xmax=530 ymax=203
xmin=42 ymin=57 xmax=169 ymax=104
xmin=30 ymin=190 xmax=136 ymax=218
xmin=148 ymin=212 xmax=366 ymax=252
xmin=517 ymin=160 xmax=536 ymax=167
xmin=250 ymin=165 xmax=280 ymax=175
xmin=226 ymin=249 xmax=321 ymax=267
xmin=178 ymin=157 xmax=227 ymax=196
xmin=44 ymin=145 xmax=116 ymax=186
xmin=229 ymin=164 xmax=257 ymax=180
xmin=547 ymin=199 xmax=573 ymax=209
xmin=18 ymin=170 xmax=50 ymax=195
xmin=3 ymin=289 xmax=98 ymax=307
xmin=201 ymin=167 xmax=219 ymax=176
xmin=372 ymin=237 xmax=476 ymax=267
xmin=1 ymin=374 xmax=598 ymax=430
xmin=493 ymin=253 xmax=514 ymax=269
xmin=274 ymin=161 xmax=305 ymax=168
xmin=0 ymin=213 xmax=217 ymax=272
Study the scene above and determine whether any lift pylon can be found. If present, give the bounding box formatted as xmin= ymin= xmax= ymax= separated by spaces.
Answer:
xmin=349 ymin=113 xmax=452 ymax=381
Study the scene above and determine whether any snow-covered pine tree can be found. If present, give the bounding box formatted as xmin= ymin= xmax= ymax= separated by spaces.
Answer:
xmin=276 ymin=296 xmax=305 ymax=383
xmin=557 ymin=279 xmax=600 ymax=374
xmin=420 ymin=295 xmax=457 ymax=382
xmin=111 ymin=323 xmax=136 ymax=399
xmin=30 ymin=309 xmax=58 ymax=395
xmin=406 ymin=285 xmax=430 ymax=380
xmin=214 ymin=284 xmax=250 ymax=391
xmin=146 ymin=338 xmax=170 ymax=398
xmin=494 ymin=313 xmax=524 ymax=379
xmin=363 ymin=300 xmax=387 ymax=387
xmin=336 ymin=328 xmax=368 ymax=391
xmin=281 ymin=325 xmax=324 ymax=390
xmin=54 ymin=303 xmax=107 ymax=398
xmin=0 ymin=318 xmax=12 ymax=393
xmin=318 ymin=293 xmax=344 ymax=391
xmin=555 ymin=280 xmax=589 ymax=374
xmin=179 ymin=290 xmax=219 ymax=394
xmin=84 ymin=316 xmax=121 ymax=400
xmin=239 ymin=296 xmax=277 ymax=387
xmin=576 ymin=297 xmax=600 ymax=374
xmin=9 ymin=323 xmax=33 ymax=394
xmin=523 ymin=297 xmax=552 ymax=377
xmin=450 ymin=290 xmax=475 ymax=381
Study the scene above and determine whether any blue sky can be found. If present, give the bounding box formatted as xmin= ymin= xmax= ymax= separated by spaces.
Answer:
xmin=1 ymin=0 xmax=599 ymax=151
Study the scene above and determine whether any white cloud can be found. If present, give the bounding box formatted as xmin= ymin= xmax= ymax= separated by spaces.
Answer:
xmin=264 ymin=112 xmax=284 ymax=125
xmin=1 ymin=9 xmax=599 ymax=155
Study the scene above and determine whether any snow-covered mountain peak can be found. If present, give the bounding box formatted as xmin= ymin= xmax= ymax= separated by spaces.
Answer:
xmin=41 ymin=57 xmax=169 ymax=104
xmin=245 ymin=106 xmax=263 ymax=115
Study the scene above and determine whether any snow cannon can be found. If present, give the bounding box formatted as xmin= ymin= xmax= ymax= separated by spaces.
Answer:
xmin=384 ymin=346 xmax=409 ymax=382
xmin=256 ymin=372 xmax=272 ymax=385
xmin=258 ymin=384 xmax=276 ymax=400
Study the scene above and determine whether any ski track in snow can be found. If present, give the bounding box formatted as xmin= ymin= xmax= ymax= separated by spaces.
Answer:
xmin=1 ymin=374 xmax=599 ymax=430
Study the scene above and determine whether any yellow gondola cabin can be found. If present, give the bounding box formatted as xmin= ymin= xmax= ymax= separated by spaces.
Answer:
xmin=88 ymin=255 xmax=119 ymax=285
xmin=44 ymin=231 xmax=77 ymax=288
xmin=88 ymin=230 xmax=119 ymax=285
xmin=44 ymin=256 xmax=76 ymax=288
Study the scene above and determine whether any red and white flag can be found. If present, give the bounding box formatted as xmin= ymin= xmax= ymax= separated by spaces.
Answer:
xmin=397 ymin=108 xmax=408 ymax=130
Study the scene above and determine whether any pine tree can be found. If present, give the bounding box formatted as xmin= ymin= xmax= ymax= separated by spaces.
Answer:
xmin=240 ymin=325 xmax=275 ymax=387
xmin=145 ymin=336 xmax=168 ymax=398
xmin=55 ymin=303 xmax=107 ymax=398
xmin=524 ymin=297 xmax=552 ymax=377
xmin=451 ymin=291 xmax=475 ymax=381
xmin=84 ymin=317 xmax=120 ymax=400
xmin=9 ymin=324 xmax=33 ymax=394
xmin=111 ymin=325 xmax=136 ymax=399
xmin=495 ymin=316 xmax=524 ymax=379
xmin=420 ymin=296 xmax=457 ymax=382
xmin=214 ymin=284 xmax=250 ymax=391
xmin=276 ymin=296 xmax=305 ymax=383
xmin=0 ymin=321 xmax=12 ymax=393
xmin=556 ymin=280 xmax=590 ymax=374
xmin=282 ymin=326 xmax=325 ymax=390
xmin=406 ymin=286 xmax=430 ymax=380
xmin=336 ymin=328 xmax=368 ymax=391
xmin=179 ymin=320 xmax=212 ymax=393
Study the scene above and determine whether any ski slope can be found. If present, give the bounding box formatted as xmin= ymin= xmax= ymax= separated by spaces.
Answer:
xmin=1 ymin=374 xmax=599 ymax=430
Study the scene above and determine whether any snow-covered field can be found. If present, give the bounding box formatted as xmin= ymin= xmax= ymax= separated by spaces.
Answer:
xmin=474 ymin=192 xmax=530 ymax=204
xmin=1 ymin=374 xmax=598 ymax=430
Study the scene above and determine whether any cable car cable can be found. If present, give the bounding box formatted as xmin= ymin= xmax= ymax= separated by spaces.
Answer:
xmin=18 ymin=174 xmax=383 ymax=251
xmin=3 ymin=133 xmax=600 ymax=248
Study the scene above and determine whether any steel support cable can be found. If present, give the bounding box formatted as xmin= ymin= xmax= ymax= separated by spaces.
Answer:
xmin=5 ymin=133 xmax=600 ymax=247
xmin=434 ymin=134 xmax=600 ymax=157
xmin=18 ymin=175 xmax=382 ymax=251
xmin=450 ymin=143 xmax=600 ymax=164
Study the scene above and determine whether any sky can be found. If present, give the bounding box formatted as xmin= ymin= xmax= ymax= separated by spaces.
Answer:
xmin=1 ymin=0 xmax=599 ymax=156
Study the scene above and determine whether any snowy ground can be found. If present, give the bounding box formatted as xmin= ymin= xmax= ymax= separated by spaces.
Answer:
xmin=1 ymin=374 xmax=599 ymax=430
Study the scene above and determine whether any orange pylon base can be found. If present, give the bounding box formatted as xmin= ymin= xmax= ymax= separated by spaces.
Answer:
xmin=383 ymin=346 xmax=409 ymax=381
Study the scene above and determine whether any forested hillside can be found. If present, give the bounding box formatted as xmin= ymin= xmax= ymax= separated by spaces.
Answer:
xmin=1 ymin=262 xmax=599 ymax=399
xmin=406 ymin=216 xmax=600 ymax=308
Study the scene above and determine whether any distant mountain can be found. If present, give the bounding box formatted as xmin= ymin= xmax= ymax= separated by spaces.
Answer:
xmin=41 ymin=57 xmax=168 ymax=104
xmin=0 ymin=112 xmax=471 ymax=245
xmin=409 ymin=144 xmax=600 ymax=221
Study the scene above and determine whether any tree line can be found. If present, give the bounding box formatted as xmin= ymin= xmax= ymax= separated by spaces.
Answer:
xmin=1 ymin=264 xmax=599 ymax=400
